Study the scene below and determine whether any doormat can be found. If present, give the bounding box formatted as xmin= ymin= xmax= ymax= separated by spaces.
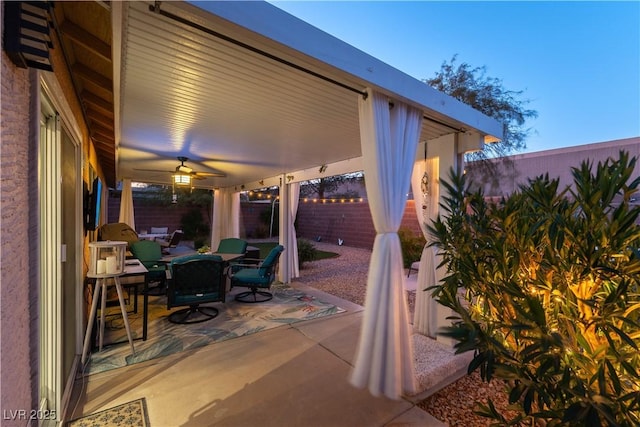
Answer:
xmin=67 ymin=398 xmax=149 ymax=427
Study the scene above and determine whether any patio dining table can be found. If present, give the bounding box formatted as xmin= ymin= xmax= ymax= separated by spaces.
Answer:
xmin=161 ymin=252 xmax=245 ymax=263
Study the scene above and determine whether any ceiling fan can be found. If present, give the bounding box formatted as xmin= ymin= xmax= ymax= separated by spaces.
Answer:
xmin=134 ymin=156 xmax=226 ymax=183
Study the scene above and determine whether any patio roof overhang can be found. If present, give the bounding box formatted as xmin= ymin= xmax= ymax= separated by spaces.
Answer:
xmin=110 ymin=0 xmax=503 ymax=190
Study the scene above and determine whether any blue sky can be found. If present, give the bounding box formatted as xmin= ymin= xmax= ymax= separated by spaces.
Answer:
xmin=269 ymin=1 xmax=640 ymax=154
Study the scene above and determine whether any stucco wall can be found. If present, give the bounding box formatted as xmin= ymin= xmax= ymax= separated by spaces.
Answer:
xmin=1 ymin=40 xmax=37 ymax=426
xmin=466 ymin=137 xmax=640 ymax=197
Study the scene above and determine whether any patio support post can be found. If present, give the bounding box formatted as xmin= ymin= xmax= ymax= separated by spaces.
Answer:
xmin=278 ymin=175 xmax=291 ymax=283
xmin=417 ymin=133 xmax=459 ymax=347
xmin=284 ymin=180 xmax=300 ymax=281
xmin=350 ymin=89 xmax=421 ymax=399
xmin=410 ymin=140 xmax=439 ymax=338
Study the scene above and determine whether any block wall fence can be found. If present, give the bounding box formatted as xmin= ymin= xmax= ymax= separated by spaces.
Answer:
xmin=295 ymin=200 xmax=422 ymax=249
xmin=108 ymin=196 xmax=423 ymax=249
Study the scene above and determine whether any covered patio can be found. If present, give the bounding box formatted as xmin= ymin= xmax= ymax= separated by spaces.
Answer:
xmin=106 ymin=0 xmax=501 ymax=400
xmin=68 ymin=241 xmax=469 ymax=426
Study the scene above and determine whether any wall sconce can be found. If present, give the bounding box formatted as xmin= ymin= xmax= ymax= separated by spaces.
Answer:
xmin=3 ymin=1 xmax=53 ymax=71
xmin=319 ymin=164 xmax=328 ymax=173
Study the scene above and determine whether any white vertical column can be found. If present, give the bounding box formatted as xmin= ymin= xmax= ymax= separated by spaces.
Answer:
xmin=426 ymin=133 xmax=458 ymax=347
xmin=278 ymin=175 xmax=291 ymax=283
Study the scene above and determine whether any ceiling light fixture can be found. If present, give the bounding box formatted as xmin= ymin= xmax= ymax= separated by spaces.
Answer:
xmin=173 ymin=174 xmax=191 ymax=186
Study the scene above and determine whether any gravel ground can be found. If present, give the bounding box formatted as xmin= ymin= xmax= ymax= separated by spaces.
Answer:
xmin=289 ymin=240 xmax=512 ymax=426
xmin=293 ymin=241 xmax=374 ymax=307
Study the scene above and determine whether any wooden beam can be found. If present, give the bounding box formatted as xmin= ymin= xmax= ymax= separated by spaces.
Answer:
xmin=96 ymin=154 xmax=115 ymax=165
xmin=86 ymin=108 xmax=114 ymax=129
xmin=92 ymin=130 xmax=114 ymax=145
xmin=59 ymin=20 xmax=111 ymax=62
xmin=72 ymin=62 xmax=112 ymax=93
xmin=92 ymin=138 xmax=115 ymax=151
xmin=82 ymin=90 xmax=112 ymax=116
xmin=92 ymin=139 xmax=112 ymax=148
xmin=90 ymin=122 xmax=114 ymax=138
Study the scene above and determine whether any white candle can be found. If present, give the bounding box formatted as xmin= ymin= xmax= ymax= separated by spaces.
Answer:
xmin=97 ymin=259 xmax=107 ymax=275
xmin=105 ymin=256 xmax=118 ymax=274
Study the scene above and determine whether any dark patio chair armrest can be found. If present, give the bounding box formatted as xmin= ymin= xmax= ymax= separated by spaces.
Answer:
xmin=228 ymin=262 xmax=262 ymax=276
xmin=238 ymin=257 xmax=262 ymax=264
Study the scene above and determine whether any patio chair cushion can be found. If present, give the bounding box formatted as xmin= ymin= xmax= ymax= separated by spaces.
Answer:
xmin=130 ymin=240 xmax=166 ymax=276
xmin=232 ymin=267 xmax=272 ymax=286
xmin=216 ymin=238 xmax=248 ymax=254
xmin=259 ymin=245 xmax=284 ymax=276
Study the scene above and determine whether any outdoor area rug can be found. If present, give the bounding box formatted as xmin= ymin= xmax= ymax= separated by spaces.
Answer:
xmin=87 ymin=285 xmax=345 ymax=374
xmin=67 ymin=398 xmax=149 ymax=427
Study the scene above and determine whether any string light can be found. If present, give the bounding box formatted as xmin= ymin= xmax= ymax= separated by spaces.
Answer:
xmin=302 ymin=197 xmax=365 ymax=203
xmin=241 ymin=190 xmax=365 ymax=204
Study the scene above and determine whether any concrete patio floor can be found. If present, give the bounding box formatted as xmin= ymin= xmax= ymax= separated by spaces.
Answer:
xmin=67 ymin=285 xmax=446 ymax=426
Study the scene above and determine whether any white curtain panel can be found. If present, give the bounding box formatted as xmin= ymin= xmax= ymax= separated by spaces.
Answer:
xmin=410 ymin=154 xmax=439 ymax=337
xmin=286 ymin=182 xmax=300 ymax=279
xmin=211 ymin=189 xmax=240 ymax=250
xmin=350 ymin=90 xmax=422 ymax=399
xmin=118 ymin=178 xmax=136 ymax=230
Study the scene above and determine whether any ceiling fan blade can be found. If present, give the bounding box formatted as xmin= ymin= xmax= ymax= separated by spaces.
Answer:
xmin=194 ymin=171 xmax=226 ymax=178
xmin=133 ymin=168 xmax=173 ymax=173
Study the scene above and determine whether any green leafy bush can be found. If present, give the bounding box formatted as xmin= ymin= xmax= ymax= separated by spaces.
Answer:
xmin=297 ymin=238 xmax=318 ymax=268
xmin=181 ymin=208 xmax=210 ymax=249
xmin=398 ymin=227 xmax=426 ymax=268
xmin=429 ymin=151 xmax=640 ymax=426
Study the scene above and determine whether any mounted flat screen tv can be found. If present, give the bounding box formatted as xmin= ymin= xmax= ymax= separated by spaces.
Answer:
xmin=85 ymin=177 xmax=103 ymax=231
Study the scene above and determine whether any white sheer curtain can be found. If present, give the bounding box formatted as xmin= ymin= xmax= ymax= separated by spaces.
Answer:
xmin=350 ymin=90 xmax=422 ymax=399
xmin=411 ymin=152 xmax=439 ymax=337
xmin=118 ymin=179 xmax=136 ymax=230
xmin=211 ymin=188 xmax=240 ymax=251
xmin=286 ymin=182 xmax=300 ymax=279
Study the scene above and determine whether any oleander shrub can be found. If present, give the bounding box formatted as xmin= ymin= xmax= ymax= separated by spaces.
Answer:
xmin=398 ymin=227 xmax=426 ymax=268
xmin=429 ymin=151 xmax=640 ymax=426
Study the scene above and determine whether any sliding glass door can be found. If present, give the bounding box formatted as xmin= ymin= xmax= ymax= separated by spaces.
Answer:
xmin=39 ymin=87 xmax=82 ymax=425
